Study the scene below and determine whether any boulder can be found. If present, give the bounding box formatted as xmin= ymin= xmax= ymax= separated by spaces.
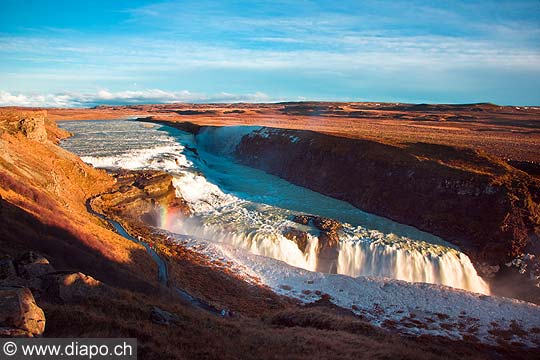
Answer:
xmin=41 ymin=272 xmax=102 ymax=303
xmin=282 ymin=228 xmax=309 ymax=253
xmin=15 ymin=252 xmax=55 ymax=279
xmin=150 ymin=306 xmax=181 ymax=326
xmin=0 ymin=286 xmax=45 ymax=336
xmin=17 ymin=114 xmax=47 ymax=142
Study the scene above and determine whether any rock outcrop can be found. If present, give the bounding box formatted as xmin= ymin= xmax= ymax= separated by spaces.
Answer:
xmin=0 ymin=286 xmax=45 ymax=337
xmin=18 ymin=114 xmax=47 ymax=142
xmin=292 ymin=215 xmax=342 ymax=233
xmin=42 ymin=271 xmax=103 ymax=303
xmin=291 ymin=215 xmax=342 ymax=273
xmin=0 ymin=251 xmax=104 ymax=304
xmin=0 ymin=252 xmax=56 ymax=292
xmin=0 ymin=110 xmax=48 ymax=142
xmin=16 ymin=252 xmax=55 ymax=280
xmin=92 ymin=170 xmax=190 ymax=227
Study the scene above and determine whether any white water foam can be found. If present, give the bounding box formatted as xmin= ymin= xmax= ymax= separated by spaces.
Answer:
xmin=338 ymin=234 xmax=490 ymax=293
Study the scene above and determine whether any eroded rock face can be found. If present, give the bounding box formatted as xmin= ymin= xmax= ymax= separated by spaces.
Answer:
xmin=282 ymin=228 xmax=309 ymax=253
xmin=18 ymin=115 xmax=47 ymax=142
xmin=0 ymin=110 xmax=48 ymax=142
xmin=0 ymin=286 xmax=45 ymax=337
xmin=94 ymin=170 xmax=190 ymax=227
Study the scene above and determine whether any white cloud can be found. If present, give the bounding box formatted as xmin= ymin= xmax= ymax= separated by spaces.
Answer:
xmin=0 ymin=89 xmax=275 ymax=108
xmin=1 ymin=33 xmax=538 ymax=75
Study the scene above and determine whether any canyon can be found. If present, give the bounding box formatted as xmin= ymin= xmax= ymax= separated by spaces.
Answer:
xmin=108 ymin=102 xmax=539 ymax=302
xmin=1 ymin=105 xmax=540 ymax=359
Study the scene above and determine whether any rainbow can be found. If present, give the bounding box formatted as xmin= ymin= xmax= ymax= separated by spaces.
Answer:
xmin=159 ymin=205 xmax=183 ymax=231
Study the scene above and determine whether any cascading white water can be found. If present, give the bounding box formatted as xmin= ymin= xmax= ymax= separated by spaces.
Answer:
xmin=58 ymin=120 xmax=491 ymax=295
xmin=167 ymin=216 xmax=320 ymax=271
xmin=337 ymin=236 xmax=490 ymax=294
xmin=166 ymin=171 xmax=320 ymax=271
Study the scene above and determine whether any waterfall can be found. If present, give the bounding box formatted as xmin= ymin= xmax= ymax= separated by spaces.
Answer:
xmin=337 ymin=239 xmax=490 ymax=294
xmin=162 ymin=215 xmax=320 ymax=271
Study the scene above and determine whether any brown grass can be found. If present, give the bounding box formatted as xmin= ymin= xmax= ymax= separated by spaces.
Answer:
xmin=265 ymin=307 xmax=382 ymax=337
xmin=40 ymin=288 xmax=517 ymax=360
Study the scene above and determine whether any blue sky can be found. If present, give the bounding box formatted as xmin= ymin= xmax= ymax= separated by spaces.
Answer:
xmin=0 ymin=0 xmax=539 ymax=106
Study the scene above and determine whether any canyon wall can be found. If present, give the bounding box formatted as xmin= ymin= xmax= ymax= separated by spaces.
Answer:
xmin=234 ymin=128 xmax=540 ymax=286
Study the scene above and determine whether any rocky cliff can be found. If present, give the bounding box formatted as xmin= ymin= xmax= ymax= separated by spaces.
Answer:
xmin=235 ymin=127 xmax=540 ymax=299
xmin=91 ymin=170 xmax=190 ymax=233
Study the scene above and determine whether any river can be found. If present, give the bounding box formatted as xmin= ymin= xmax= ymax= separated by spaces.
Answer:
xmin=59 ymin=119 xmax=490 ymax=294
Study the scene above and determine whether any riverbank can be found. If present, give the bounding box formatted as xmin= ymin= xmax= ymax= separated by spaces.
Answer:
xmin=39 ymin=102 xmax=540 ymax=163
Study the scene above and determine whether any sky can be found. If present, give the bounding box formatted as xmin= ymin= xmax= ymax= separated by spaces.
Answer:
xmin=0 ymin=0 xmax=539 ymax=106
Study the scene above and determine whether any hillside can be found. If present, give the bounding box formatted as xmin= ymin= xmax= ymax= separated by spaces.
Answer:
xmin=0 ymin=109 xmax=157 ymax=290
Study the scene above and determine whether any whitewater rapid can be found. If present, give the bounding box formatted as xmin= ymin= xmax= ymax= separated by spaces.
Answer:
xmin=59 ymin=120 xmax=490 ymax=295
